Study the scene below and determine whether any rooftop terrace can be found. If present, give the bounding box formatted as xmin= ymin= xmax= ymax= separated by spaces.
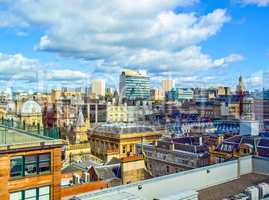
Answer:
xmin=0 ymin=125 xmax=63 ymax=152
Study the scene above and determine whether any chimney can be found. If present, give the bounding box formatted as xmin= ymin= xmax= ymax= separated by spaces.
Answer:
xmin=170 ymin=143 xmax=175 ymax=151
xmin=199 ymin=137 xmax=203 ymax=146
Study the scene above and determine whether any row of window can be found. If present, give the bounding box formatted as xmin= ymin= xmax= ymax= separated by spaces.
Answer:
xmin=10 ymin=153 xmax=51 ymax=178
xmin=10 ymin=186 xmax=50 ymax=200
xmin=122 ymin=144 xmax=134 ymax=154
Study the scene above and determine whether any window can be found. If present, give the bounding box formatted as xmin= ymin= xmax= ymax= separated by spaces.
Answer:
xmin=25 ymin=188 xmax=36 ymax=200
xmin=10 ymin=186 xmax=50 ymax=200
xmin=10 ymin=191 xmax=22 ymax=200
xmin=10 ymin=156 xmax=23 ymax=178
xmin=10 ymin=153 xmax=51 ymax=178
xmin=166 ymin=166 xmax=170 ymax=173
xmin=39 ymin=186 xmax=50 ymax=200
xmin=25 ymin=155 xmax=37 ymax=176
xmin=130 ymin=144 xmax=133 ymax=153
xmin=122 ymin=145 xmax=126 ymax=154
xmin=38 ymin=154 xmax=50 ymax=174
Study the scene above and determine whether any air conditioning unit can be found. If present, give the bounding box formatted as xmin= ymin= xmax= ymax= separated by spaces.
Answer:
xmin=232 ymin=193 xmax=249 ymax=200
xmin=72 ymin=174 xmax=80 ymax=184
xmin=245 ymin=186 xmax=259 ymax=200
xmin=83 ymin=172 xmax=90 ymax=183
xmin=257 ymin=182 xmax=269 ymax=198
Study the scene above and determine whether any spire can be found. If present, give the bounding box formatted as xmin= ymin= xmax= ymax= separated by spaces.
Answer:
xmin=237 ymin=75 xmax=245 ymax=94
xmin=76 ymin=109 xmax=85 ymax=128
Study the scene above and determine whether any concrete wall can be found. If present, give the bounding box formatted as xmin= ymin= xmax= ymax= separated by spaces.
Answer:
xmin=239 ymin=156 xmax=253 ymax=175
xmin=74 ymin=156 xmax=254 ymax=200
xmin=253 ymin=156 xmax=269 ymax=175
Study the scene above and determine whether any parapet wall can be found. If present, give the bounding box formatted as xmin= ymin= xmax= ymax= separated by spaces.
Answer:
xmin=69 ymin=156 xmax=267 ymax=200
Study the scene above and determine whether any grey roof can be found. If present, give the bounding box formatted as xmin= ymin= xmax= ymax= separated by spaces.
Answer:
xmin=106 ymin=157 xmax=121 ymax=165
xmin=62 ymin=164 xmax=83 ymax=174
xmin=69 ymin=191 xmax=145 ymax=200
xmin=72 ymin=160 xmax=101 ymax=170
xmin=93 ymin=124 xmax=155 ymax=134
xmin=94 ymin=165 xmax=120 ymax=180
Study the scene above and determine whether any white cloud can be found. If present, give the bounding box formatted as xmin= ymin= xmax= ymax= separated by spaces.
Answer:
xmin=0 ymin=52 xmax=88 ymax=90
xmin=0 ymin=53 xmax=39 ymax=75
xmin=46 ymin=69 xmax=88 ymax=81
xmin=2 ymin=1 xmax=242 ymax=74
xmin=213 ymin=54 xmax=244 ymax=66
xmin=122 ymin=46 xmax=244 ymax=72
xmin=238 ymin=0 xmax=269 ymax=7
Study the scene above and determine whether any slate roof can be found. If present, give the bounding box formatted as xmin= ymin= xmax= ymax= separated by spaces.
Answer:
xmin=93 ymin=164 xmax=121 ymax=180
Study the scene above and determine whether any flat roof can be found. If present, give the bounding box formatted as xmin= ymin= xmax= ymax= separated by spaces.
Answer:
xmin=72 ymin=191 xmax=145 ymax=200
xmin=92 ymin=124 xmax=158 ymax=135
xmin=199 ymin=173 xmax=269 ymax=200
xmin=0 ymin=126 xmax=63 ymax=152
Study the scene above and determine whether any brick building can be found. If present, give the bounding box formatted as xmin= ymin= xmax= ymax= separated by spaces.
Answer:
xmin=0 ymin=126 xmax=63 ymax=200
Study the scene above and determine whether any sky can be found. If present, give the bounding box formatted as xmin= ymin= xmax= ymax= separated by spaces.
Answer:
xmin=0 ymin=0 xmax=268 ymax=92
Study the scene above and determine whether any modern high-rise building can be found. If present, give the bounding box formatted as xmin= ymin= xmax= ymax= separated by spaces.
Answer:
xmin=161 ymin=79 xmax=175 ymax=92
xmin=119 ymin=69 xmax=150 ymax=100
xmin=150 ymin=88 xmax=164 ymax=101
xmin=91 ymin=80 xmax=106 ymax=97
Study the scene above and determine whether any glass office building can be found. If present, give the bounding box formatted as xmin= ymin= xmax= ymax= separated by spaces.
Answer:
xmin=119 ymin=69 xmax=150 ymax=100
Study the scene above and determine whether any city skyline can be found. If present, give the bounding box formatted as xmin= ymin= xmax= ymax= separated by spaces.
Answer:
xmin=0 ymin=1 xmax=269 ymax=91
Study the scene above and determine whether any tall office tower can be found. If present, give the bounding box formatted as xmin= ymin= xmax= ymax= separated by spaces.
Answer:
xmin=91 ymin=80 xmax=106 ymax=97
xmin=161 ymin=79 xmax=175 ymax=92
xmin=119 ymin=69 xmax=150 ymax=100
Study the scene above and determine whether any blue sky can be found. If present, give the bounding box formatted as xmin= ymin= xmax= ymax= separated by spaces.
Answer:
xmin=0 ymin=0 xmax=268 ymax=91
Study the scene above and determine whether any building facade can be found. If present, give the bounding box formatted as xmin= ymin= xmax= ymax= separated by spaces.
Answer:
xmin=119 ymin=69 xmax=150 ymax=100
xmin=89 ymin=124 xmax=163 ymax=162
xmin=161 ymin=79 xmax=175 ymax=93
xmin=139 ymin=137 xmax=210 ymax=177
xmin=0 ymin=127 xmax=63 ymax=200
xmin=91 ymin=80 xmax=106 ymax=97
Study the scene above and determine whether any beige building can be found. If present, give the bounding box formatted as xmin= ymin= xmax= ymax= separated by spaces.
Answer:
xmin=51 ymin=89 xmax=61 ymax=103
xmin=106 ymin=105 xmax=128 ymax=123
xmin=150 ymin=88 xmax=164 ymax=101
xmin=91 ymin=80 xmax=106 ymax=97
xmin=161 ymin=79 xmax=175 ymax=92
xmin=89 ymin=124 xmax=163 ymax=162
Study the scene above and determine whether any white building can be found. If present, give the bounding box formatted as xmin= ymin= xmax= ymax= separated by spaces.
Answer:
xmin=91 ymin=80 xmax=106 ymax=97
xmin=161 ymin=79 xmax=176 ymax=92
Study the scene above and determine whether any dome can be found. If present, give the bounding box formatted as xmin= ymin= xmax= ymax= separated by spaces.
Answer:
xmin=21 ymin=100 xmax=42 ymax=114
xmin=6 ymin=101 xmax=16 ymax=113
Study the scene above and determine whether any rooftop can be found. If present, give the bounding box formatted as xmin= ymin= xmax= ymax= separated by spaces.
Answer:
xmin=92 ymin=124 xmax=159 ymax=135
xmin=199 ymin=173 xmax=269 ymax=200
xmin=64 ymin=156 xmax=269 ymax=200
xmin=0 ymin=126 xmax=63 ymax=152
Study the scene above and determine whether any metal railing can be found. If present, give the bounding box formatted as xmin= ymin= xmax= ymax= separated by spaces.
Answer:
xmin=0 ymin=117 xmax=61 ymax=139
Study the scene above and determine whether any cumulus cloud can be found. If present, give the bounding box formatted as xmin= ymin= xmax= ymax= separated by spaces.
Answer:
xmin=1 ymin=1 xmax=242 ymax=74
xmin=46 ymin=69 xmax=88 ymax=81
xmin=0 ymin=0 xmax=246 ymax=88
xmin=0 ymin=53 xmax=39 ymax=75
xmin=0 ymin=52 xmax=88 ymax=90
xmin=238 ymin=0 xmax=269 ymax=7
